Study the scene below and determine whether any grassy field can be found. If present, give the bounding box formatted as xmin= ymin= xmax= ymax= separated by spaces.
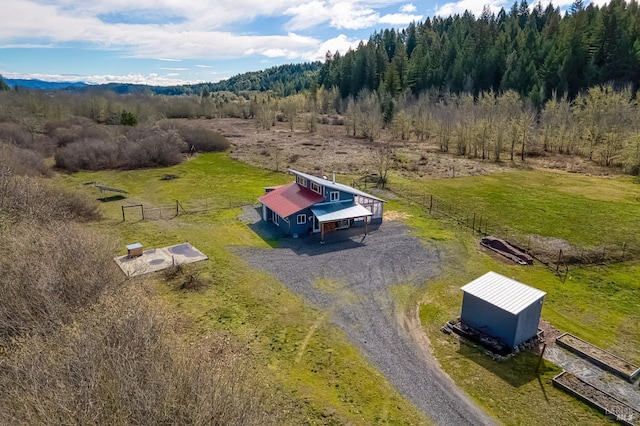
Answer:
xmin=389 ymin=169 xmax=640 ymax=250
xmin=385 ymin=170 xmax=640 ymax=425
xmin=57 ymin=154 xmax=430 ymax=425
xmin=56 ymin=153 xmax=640 ymax=425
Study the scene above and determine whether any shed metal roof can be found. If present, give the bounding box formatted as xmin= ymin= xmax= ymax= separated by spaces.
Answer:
xmin=258 ymin=182 xmax=324 ymax=218
xmin=311 ymin=201 xmax=372 ymax=223
xmin=460 ymin=271 xmax=546 ymax=315
xmin=289 ymin=169 xmax=384 ymax=202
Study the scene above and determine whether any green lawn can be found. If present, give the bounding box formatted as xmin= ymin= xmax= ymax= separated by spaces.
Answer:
xmin=56 ymin=154 xmax=640 ymax=425
xmin=385 ymin=173 xmax=639 ymax=425
xmin=389 ymin=169 xmax=640 ymax=250
xmin=57 ymin=154 xmax=430 ymax=425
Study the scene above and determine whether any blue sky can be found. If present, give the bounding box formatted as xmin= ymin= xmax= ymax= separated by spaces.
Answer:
xmin=1 ymin=0 xmax=585 ymax=86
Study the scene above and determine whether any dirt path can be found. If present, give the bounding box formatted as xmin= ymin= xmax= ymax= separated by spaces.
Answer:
xmin=237 ymin=221 xmax=496 ymax=425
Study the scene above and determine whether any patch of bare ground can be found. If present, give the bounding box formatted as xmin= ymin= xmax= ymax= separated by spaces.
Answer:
xmin=383 ymin=210 xmax=411 ymax=221
xmin=174 ymin=117 xmax=626 ymax=179
xmin=538 ymin=319 xmax=562 ymax=348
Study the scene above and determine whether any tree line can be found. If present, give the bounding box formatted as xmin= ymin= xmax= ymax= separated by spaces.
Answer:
xmin=319 ymin=0 xmax=640 ymax=104
xmin=3 ymin=77 xmax=640 ymax=174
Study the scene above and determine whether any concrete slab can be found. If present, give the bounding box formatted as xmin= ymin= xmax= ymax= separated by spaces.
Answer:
xmin=114 ymin=242 xmax=208 ymax=277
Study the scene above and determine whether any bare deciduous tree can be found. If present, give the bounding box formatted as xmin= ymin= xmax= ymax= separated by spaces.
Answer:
xmin=374 ymin=142 xmax=392 ymax=189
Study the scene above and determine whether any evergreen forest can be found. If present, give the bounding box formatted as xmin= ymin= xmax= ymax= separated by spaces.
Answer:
xmin=320 ymin=0 xmax=640 ymax=104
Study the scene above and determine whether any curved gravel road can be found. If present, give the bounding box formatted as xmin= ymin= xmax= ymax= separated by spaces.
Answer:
xmin=239 ymin=219 xmax=496 ymax=425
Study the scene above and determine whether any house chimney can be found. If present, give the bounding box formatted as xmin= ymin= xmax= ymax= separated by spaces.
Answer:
xmin=332 ymin=171 xmax=336 ymax=184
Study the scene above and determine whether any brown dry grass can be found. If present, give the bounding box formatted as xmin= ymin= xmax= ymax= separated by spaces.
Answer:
xmin=178 ymin=117 xmax=623 ymax=180
xmin=0 ymin=285 xmax=284 ymax=425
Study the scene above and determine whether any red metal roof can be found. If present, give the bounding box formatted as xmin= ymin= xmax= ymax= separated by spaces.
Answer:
xmin=258 ymin=182 xmax=324 ymax=218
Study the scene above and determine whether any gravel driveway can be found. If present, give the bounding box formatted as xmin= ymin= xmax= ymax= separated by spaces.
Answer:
xmin=238 ymin=217 xmax=495 ymax=425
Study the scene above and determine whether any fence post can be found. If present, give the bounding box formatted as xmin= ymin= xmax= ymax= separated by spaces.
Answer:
xmin=122 ymin=206 xmax=125 ymax=222
xmin=176 ymin=200 xmax=179 ymax=216
xmin=556 ymin=249 xmax=563 ymax=273
xmin=622 ymin=241 xmax=626 ymax=259
xmin=141 ymin=205 xmax=145 ymax=221
xmin=429 ymin=195 xmax=433 ymax=213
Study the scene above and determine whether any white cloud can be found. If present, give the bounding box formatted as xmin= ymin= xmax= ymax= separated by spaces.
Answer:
xmin=261 ymin=48 xmax=297 ymax=58
xmin=303 ymin=34 xmax=362 ymax=61
xmin=330 ymin=3 xmax=379 ymax=29
xmin=379 ymin=12 xmax=423 ymax=24
xmin=1 ymin=0 xmax=419 ymax=83
xmin=286 ymin=1 xmax=417 ymax=31
xmin=285 ymin=1 xmax=330 ymax=31
xmin=0 ymin=5 xmax=321 ymax=61
xmin=159 ymin=67 xmax=189 ymax=71
xmin=0 ymin=70 xmax=196 ymax=85
xmin=400 ymin=3 xmax=417 ymax=12
xmin=435 ymin=0 xmax=504 ymax=17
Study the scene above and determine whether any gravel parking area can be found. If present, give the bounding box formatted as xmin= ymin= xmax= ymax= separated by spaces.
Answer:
xmin=238 ymin=220 xmax=495 ymax=425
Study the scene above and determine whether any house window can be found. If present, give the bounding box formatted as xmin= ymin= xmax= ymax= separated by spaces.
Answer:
xmin=310 ymin=182 xmax=322 ymax=194
xmin=297 ymin=214 xmax=306 ymax=225
xmin=330 ymin=191 xmax=340 ymax=201
xmin=273 ymin=213 xmax=279 ymax=225
xmin=296 ymin=176 xmax=307 ymax=187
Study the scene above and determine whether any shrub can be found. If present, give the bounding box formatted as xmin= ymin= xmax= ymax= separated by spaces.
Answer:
xmin=289 ymin=153 xmax=300 ymax=163
xmin=54 ymin=126 xmax=185 ymax=171
xmin=0 ymin=143 xmax=51 ymax=177
xmin=119 ymin=129 xmax=184 ymax=169
xmin=160 ymin=122 xmax=230 ymax=152
xmin=55 ymin=138 xmax=120 ymax=171
xmin=0 ymin=221 xmax=118 ymax=345
xmin=0 ymin=286 xmax=284 ymax=425
xmin=0 ymin=175 xmax=99 ymax=223
xmin=0 ymin=122 xmax=31 ymax=148
xmin=120 ymin=110 xmax=138 ymax=126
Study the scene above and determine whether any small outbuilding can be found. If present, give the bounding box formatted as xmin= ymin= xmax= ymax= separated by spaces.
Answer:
xmin=460 ymin=271 xmax=546 ymax=349
xmin=126 ymin=242 xmax=143 ymax=258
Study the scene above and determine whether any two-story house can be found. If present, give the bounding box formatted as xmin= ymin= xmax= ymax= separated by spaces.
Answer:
xmin=258 ymin=169 xmax=384 ymax=241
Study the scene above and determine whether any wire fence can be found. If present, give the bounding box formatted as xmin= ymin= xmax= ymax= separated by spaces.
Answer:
xmin=387 ymin=183 xmax=639 ymax=274
xmin=121 ymin=197 xmax=253 ymax=222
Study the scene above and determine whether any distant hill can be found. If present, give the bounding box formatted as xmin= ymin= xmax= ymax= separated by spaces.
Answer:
xmin=1 ymin=62 xmax=322 ymax=96
xmin=202 ymin=62 xmax=322 ymax=96
xmin=4 ymin=78 xmax=91 ymax=90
